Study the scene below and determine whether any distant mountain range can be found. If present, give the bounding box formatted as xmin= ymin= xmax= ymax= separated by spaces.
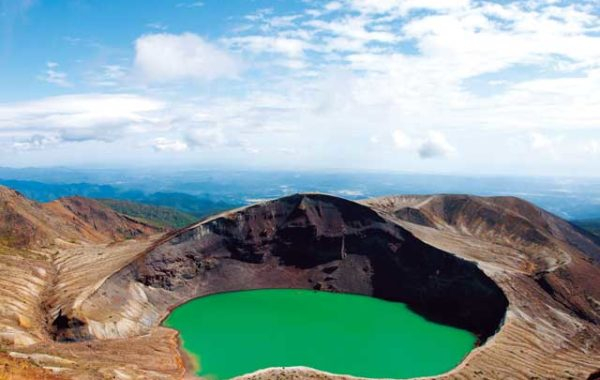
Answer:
xmin=2 ymin=167 xmax=600 ymax=221
xmin=3 ymin=173 xmax=600 ymax=236
xmin=0 ymin=179 xmax=241 ymax=220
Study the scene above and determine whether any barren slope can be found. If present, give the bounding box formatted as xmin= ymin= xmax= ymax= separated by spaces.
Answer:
xmin=0 ymin=186 xmax=168 ymax=379
xmin=0 ymin=186 xmax=158 ymax=249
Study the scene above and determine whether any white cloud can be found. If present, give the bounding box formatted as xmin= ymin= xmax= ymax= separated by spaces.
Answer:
xmin=392 ymin=130 xmax=456 ymax=159
xmin=0 ymin=94 xmax=164 ymax=145
xmin=305 ymin=17 xmax=398 ymax=52
xmin=12 ymin=134 xmax=60 ymax=151
xmin=418 ymin=131 xmax=456 ymax=159
xmin=176 ymin=1 xmax=204 ymax=8
xmin=392 ymin=130 xmax=412 ymax=149
xmin=185 ymin=128 xmax=233 ymax=149
xmin=63 ymin=36 xmax=82 ymax=45
xmin=225 ymin=36 xmax=309 ymax=58
xmin=337 ymin=189 xmax=364 ymax=197
xmin=346 ymin=0 xmax=471 ymax=15
xmin=87 ymin=65 xmax=127 ymax=87
xmin=528 ymin=132 xmax=567 ymax=160
xmin=134 ymin=33 xmax=240 ymax=82
xmin=277 ymin=147 xmax=298 ymax=154
xmin=146 ymin=22 xmax=168 ymax=31
xmin=530 ymin=132 xmax=555 ymax=151
xmin=325 ymin=2 xmax=343 ymax=12
xmin=583 ymin=140 xmax=600 ymax=155
xmin=38 ymin=61 xmax=71 ymax=87
xmin=152 ymin=138 xmax=188 ymax=152
xmin=244 ymin=8 xmax=274 ymax=23
xmin=245 ymin=146 xmax=261 ymax=154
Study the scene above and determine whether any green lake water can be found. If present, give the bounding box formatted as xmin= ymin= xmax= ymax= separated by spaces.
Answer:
xmin=163 ymin=289 xmax=476 ymax=380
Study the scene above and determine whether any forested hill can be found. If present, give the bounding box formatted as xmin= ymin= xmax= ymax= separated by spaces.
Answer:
xmin=98 ymin=199 xmax=198 ymax=229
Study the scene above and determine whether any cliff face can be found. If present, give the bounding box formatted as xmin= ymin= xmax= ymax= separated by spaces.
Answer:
xmin=122 ymin=194 xmax=507 ymax=339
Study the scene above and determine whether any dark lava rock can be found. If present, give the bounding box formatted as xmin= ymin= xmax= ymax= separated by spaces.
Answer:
xmin=131 ymin=193 xmax=508 ymax=340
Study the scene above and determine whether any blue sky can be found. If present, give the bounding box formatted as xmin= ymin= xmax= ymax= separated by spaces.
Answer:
xmin=1 ymin=0 xmax=291 ymax=99
xmin=0 ymin=0 xmax=599 ymax=176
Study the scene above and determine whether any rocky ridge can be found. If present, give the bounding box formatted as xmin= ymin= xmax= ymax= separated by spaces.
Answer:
xmin=0 ymin=187 xmax=158 ymax=249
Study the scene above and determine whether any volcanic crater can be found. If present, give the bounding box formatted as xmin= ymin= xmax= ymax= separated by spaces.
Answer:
xmin=1 ymin=187 xmax=599 ymax=379
xmin=55 ymin=194 xmax=507 ymax=346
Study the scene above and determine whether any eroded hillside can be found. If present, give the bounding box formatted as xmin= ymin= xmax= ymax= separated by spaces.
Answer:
xmin=0 ymin=187 xmax=598 ymax=379
xmin=0 ymin=186 xmax=166 ymax=379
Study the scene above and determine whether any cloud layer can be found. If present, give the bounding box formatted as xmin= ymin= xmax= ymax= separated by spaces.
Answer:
xmin=134 ymin=33 xmax=240 ymax=82
xmin=0 ymin=94 xmax=164 ymax=148
xmin=2 ymin=0 xmax=600 ymax=175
